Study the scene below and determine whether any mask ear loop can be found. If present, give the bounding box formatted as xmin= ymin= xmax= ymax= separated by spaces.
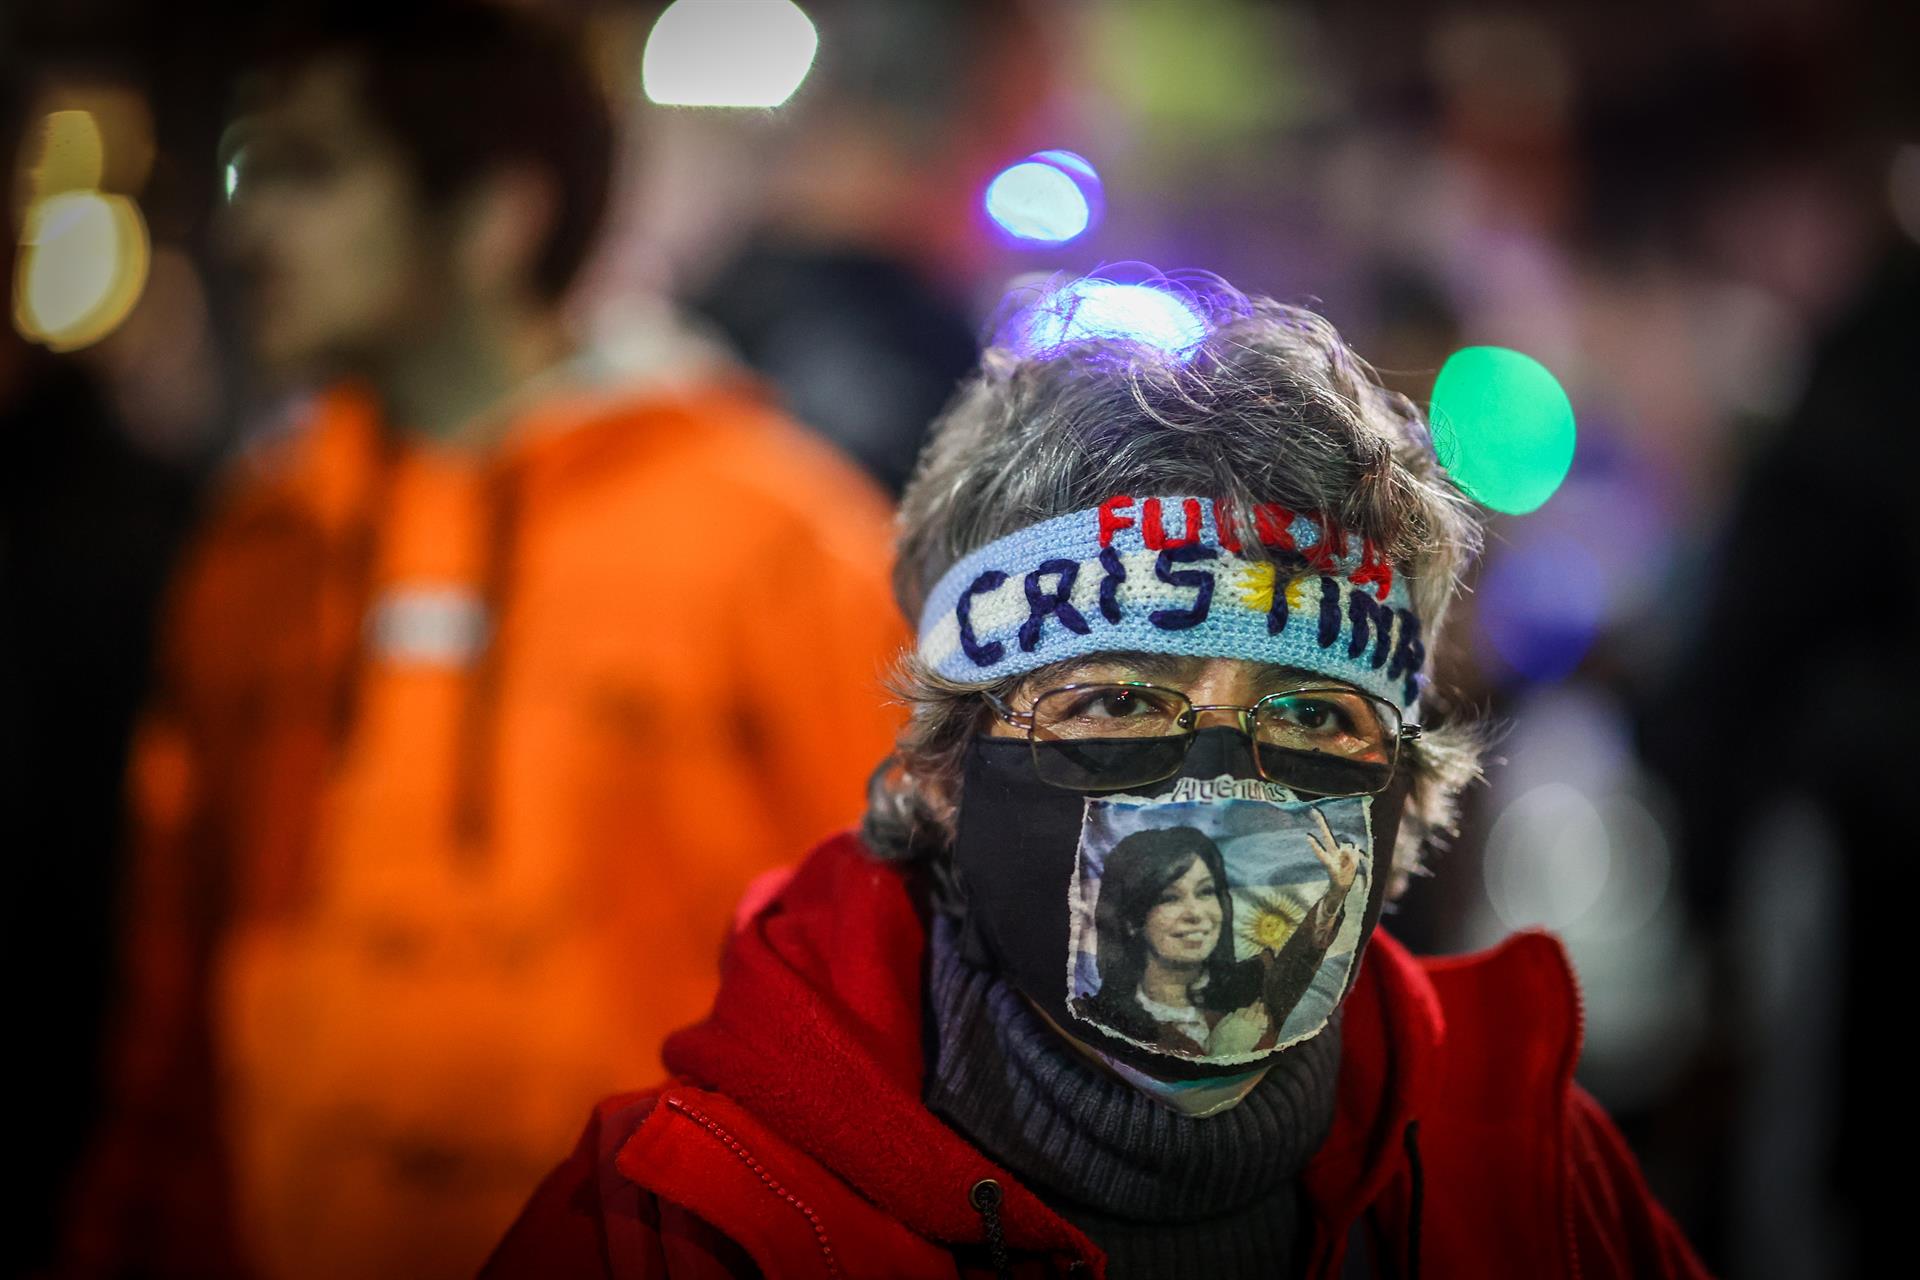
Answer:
xmin=1336 ymin=770 xmax=1411 ymax=1008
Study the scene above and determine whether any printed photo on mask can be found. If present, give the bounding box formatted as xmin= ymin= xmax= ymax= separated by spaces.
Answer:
xmin=1066 ymin=787 xmax=1372 ymax=1064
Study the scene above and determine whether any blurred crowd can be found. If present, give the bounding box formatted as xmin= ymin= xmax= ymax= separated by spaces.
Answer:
xmin=5 ymin=1 xmax=1914 ymax=1277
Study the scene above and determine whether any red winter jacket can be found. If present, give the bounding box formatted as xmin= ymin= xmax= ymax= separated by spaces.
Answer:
xmin=484 ymin=834 xmax=1710 ymax=1279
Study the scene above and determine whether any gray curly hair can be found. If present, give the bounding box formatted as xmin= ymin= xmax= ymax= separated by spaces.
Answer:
xmin=863 ymin=275 xmax=1486 ymax=897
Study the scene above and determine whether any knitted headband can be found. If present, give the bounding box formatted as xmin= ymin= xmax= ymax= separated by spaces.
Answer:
xmin=916 ymin=495 xmax=1426 ymax=709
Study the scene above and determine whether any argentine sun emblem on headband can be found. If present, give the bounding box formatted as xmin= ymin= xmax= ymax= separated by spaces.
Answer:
xmin=916 ymin=496 xmax=1426 ymax=710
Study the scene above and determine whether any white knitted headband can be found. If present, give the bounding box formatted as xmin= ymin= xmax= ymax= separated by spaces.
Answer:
xmin=916 ymin=495 xmax=1426 ymax=709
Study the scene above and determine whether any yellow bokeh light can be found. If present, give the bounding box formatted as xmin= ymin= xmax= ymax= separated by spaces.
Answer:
xmin=14 ymin=190 xmax=151 ymax=352
xmin=31 ymin=110 xmax=107 ymax=197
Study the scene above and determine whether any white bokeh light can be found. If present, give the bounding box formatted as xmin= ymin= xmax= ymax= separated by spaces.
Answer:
xmin=15 ymin=189 xmax=150 ymax=352
xmin=1483 ymin=781 xmax=1612 ymax=932
xmin=643 ymin=0 xmax=819 ymax=109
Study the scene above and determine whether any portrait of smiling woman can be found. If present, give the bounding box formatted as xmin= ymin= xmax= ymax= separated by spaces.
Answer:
xmin=1076 ymin=819 xmax=1359 ymax=1059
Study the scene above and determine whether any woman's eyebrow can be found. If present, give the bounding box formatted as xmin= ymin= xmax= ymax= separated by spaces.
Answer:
xmin=1037 ymin=654 xmax=1347 ymax=691
xmin=1038 ymin=651 xmax=1198 ymax=682
xmin=1109 ymin=653 xmax=1200 ymax=680
xmin=1251 ymin=665 xmax=1328 ymax=693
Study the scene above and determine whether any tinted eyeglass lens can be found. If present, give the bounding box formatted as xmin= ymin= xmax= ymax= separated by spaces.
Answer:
xmin=1029 ymin=684 xmax=1192 ymax=789
xmin=1252 ymin=689 xmax=1400 ymax=795
xmin=1254 ymin=742 xmax=1395 ymax=796
xmin=1030 ymin=734 xmax=1191 ymax=790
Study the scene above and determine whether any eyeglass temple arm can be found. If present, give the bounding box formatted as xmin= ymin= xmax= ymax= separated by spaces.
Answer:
xmin=981 ymin=690 xmax=1035 ymax=730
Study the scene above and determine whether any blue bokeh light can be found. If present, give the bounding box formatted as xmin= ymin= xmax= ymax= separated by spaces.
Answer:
xmin=1476 ymin=531 xmax=1608 ymax=684
xmin=1032 ymin=148 xmax=1099 ymax=184
xmin=985 ymin=151 xmax=1102 ymax=246
xmin=985 ymin=162 xmax=1090 ymax=243
xmin=1011 ymin=278 xmax=1209 ymax=359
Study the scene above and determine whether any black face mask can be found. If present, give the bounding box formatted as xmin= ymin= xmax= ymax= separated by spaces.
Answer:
xmin=950 ymin=728 xmax=1407 ymax=1081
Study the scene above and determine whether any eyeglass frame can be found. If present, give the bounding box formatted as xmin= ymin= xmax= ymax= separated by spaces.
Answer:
xmin=980 ymin=680 xmax=1423 ymax=794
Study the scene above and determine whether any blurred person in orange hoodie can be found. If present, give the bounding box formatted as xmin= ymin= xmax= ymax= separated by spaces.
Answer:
xmin=63 ymin=4 xmax=906 ymax=1278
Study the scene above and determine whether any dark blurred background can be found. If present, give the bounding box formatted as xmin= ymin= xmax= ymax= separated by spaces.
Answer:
xmin=7 ymin=1 xmax=1915 ymax=1275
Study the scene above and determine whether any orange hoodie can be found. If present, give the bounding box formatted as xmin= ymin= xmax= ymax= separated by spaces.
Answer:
xmin=71 ymin=377 xmax=909 ymax=1280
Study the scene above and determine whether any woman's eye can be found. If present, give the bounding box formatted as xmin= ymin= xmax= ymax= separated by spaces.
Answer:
xmin=1070 ymin=689 xmax=1157 ymax=718
xmin=1279 ymin=698 xmax=1346 ymax=732
xmin=1044 ymin=685 xmax=1183 ymax=728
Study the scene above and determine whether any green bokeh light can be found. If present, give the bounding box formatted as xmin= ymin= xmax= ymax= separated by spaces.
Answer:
xmin=1430 ymin=346 xmax=1576 ymax=515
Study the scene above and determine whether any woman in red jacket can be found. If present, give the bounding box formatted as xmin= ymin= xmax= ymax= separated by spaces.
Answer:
xmin=485 ymin=276 xmax=1711 ymax=1278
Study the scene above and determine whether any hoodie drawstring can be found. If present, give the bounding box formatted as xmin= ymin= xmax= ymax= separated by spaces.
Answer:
xmin=453 ymin=460 xmax=518 ymax=858
xmin=969 ymin=1178 xmax=1011 ymax=1280
xmin=330 ymin=425 xmax=517 ymax=863
xmin=1402 ymin=1120 xmax=1425 ymax=1280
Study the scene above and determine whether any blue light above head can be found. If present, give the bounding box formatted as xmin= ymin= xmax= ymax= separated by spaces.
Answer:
xmin=1012 ymin=278 xmax=1209 ymax=359
xmin=985 ymin=151 xmax=1103 ymax=246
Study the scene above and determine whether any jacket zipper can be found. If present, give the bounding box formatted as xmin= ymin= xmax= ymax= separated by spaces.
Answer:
xmin=661 ymin=1096 xmax=844 ymax=1279
xmin=968 ymin=1178 xmax=1012 ymax=1280
xmin=1401 ymin=1121 xmax=1424 ymax=1280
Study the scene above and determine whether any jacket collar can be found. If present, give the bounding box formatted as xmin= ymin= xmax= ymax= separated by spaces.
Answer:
xmin=635 ymin=835 xmax=1580 ymax=1273
xmin=656 ymin=837 xmax=1096 ymax=1266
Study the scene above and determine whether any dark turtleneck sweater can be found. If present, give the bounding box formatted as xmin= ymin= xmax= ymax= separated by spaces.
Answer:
xmin=923 ymin=914 xmax=1342 ymax=1280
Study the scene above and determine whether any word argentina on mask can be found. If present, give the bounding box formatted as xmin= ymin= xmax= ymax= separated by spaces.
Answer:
xmin=916 ymin=495 xmax=1426 ymax=709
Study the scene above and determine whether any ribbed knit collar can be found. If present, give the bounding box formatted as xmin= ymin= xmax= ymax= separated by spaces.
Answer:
xmin=923 ymin=913 xmax=1342 ymax=1274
